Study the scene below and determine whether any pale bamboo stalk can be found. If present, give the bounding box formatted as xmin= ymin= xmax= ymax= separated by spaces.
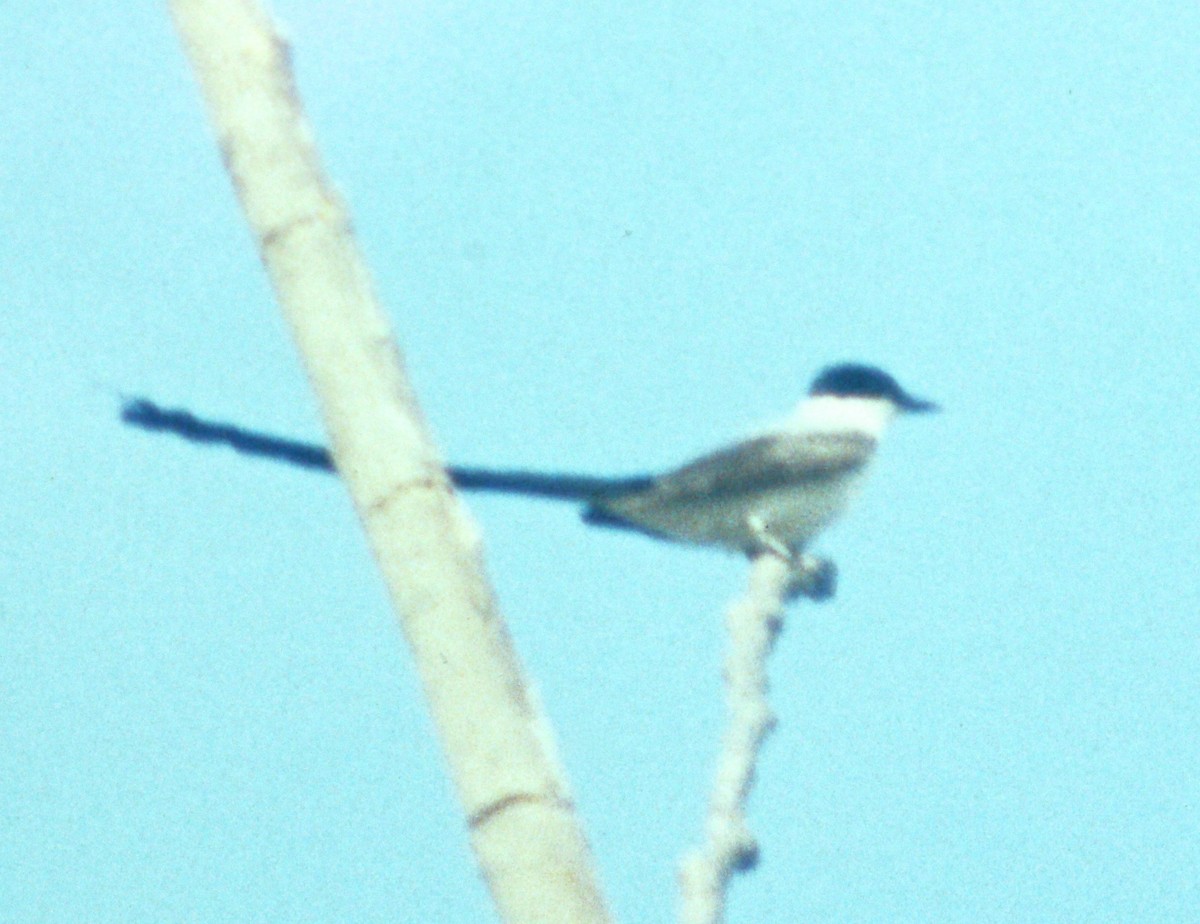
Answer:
xmin=167 ymin=3 xmax=612 ymax=922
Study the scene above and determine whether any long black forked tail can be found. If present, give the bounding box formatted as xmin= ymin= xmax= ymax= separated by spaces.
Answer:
xmin=447 ymin=468 xmax=651 ymax=500
xmin=120 ymin=399 xmax=652 ymax=501
xmin=121 ymin=399 xmax=335 ymax=472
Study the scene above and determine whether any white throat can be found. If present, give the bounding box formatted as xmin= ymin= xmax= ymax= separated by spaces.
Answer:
xmin=787 ymin=395 xmax=898 ymax=438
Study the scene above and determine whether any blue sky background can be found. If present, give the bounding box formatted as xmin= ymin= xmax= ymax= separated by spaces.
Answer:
xmin=4 ymin=2 xmax=1199 ymax=921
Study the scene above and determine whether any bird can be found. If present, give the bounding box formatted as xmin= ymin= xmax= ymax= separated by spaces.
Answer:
xmin=121 ymin=362 xmax=936 ymax=583
xmin=578 ymin=362 xmax=935 ymax=557
xmin=447 ymin=363 xmax=937 ymax=559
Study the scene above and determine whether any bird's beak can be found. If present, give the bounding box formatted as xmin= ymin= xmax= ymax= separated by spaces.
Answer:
xmin=899 ymin=394 xmax=939 ymax=413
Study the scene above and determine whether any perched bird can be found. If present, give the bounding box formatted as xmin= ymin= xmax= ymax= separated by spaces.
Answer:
xmin=122 ymin=362 xmax=935 ymax=589
xmin=459 ymin=363 xmax=937 ymax=559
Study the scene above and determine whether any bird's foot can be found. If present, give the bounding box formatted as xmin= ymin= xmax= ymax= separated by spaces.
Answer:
xmin=745 ymin=517 xmax=837 ymax=602
xmin=784 ymin=555 xmax=837 ymax=602
xmin=745 ymin=549 xmax=837 ymax=602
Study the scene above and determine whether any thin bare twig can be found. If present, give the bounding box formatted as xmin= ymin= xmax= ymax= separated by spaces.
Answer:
xmin=679 ymin=554 xmax=795 ymax=924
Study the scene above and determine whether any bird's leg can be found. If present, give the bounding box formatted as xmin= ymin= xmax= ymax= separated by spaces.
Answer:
xmin=746 ymin=514 xmax=792 ymax=560
xmin=746 ymin=515 xmax=838 ymax=602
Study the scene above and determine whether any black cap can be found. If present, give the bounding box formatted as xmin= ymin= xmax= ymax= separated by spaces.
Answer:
xmin=809 ymin=363 xmax=938 ymax=413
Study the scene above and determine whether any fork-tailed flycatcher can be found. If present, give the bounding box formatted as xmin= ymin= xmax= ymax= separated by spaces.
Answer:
xmin=121 ymin=362 xmax=936 ymax=563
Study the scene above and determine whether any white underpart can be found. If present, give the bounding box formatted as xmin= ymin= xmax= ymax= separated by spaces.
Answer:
xmin=716 ymin=396 xmax=898 ymax=551
xmin=784 ymin=394 xmax=898 ymax=438
xmin=601 ymin=395 xmax=900 ymax=552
